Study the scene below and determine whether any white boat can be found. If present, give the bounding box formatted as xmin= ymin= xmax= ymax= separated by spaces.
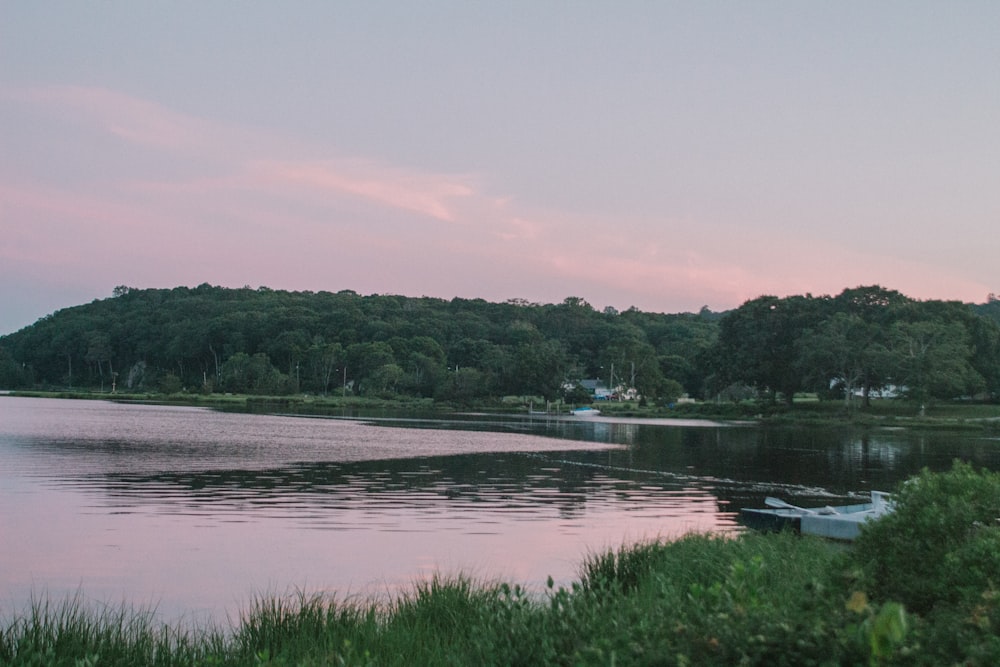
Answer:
xmin=570 ymin=406 xmax=601 ymax=417
xmin=740 ymin=491 xmax=893 ymax=541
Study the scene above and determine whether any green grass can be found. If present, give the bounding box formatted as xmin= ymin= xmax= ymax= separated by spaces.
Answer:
xmin=0 ymin=537 xmax=935 ymax=665
xmin=0 ymin=593 xmax=217 ymax=666
xmin=0 ymin=534 xmax=879 ymax=666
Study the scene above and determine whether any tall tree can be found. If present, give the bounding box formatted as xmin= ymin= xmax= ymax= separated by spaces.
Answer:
xmin=510 ymin=339 xmax=568 ymax=400
xmin=888 ymin=319 xmax=982 ymax=408
xmin=832 ymin=286 xmax=910 ymax=403
xmin=711 ymin=295 xmax=824 ymax=405
xmin=797 ymin=312 xmax=891 ymax=407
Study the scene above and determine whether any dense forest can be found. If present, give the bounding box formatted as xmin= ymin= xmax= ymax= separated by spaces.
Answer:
xmin=1 ymin=284 xmax=998 ymax=406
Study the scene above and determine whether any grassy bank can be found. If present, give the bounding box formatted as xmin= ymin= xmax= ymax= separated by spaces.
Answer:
xmin=8 ymin=389 xmax=1000 ymax=431
xmin=598 ymin=396 xmax=1000 ymax=431
xmin=4 ymin=390 xmax=441 ymax=415
xmin=5 ymin=462 xmax=1000 ymax=665
xmin=0 ymin=535 xmax=854 ymax=666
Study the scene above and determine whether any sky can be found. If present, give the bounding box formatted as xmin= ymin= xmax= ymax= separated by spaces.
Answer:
xmin=1 ymin=2 xmax=998 ymax=335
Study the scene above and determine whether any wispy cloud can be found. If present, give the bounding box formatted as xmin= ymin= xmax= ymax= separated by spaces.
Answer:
xmin=6 ymin=85 xmax=495 ymax=225
xmin=246 ymin=160 xmax=476 ymax=223
xmin=1 ymin=83 xmax=990 ymax=324
xmin=5 ymin=85 xmax=225 ymax=155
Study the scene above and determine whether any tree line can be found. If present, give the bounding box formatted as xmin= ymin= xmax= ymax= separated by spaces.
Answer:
xmin=1 ymin=283 xmax=998 ymax=406
xmin=711 ymin=286 xmax=1000 ymax=407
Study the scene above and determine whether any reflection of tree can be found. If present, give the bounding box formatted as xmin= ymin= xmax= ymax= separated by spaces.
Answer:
xmin=89 ymin=452 xmax=626 ymax=520
xmin=26 ymin=414 xmax=1000 ymax=528
xmin=73 ymin=439 xmax=743 ymax=527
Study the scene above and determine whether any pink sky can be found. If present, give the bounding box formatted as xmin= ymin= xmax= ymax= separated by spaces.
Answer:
xmin=1 ymin=4 xmax=997 ymax=334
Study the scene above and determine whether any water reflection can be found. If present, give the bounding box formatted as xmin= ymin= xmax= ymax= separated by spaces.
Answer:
xmin=0 ymin=399 xmax=734 ymax=623
xmin=3 ymin=396 xmax=1000 ymax=624
xmin=85 ymin=451 xmax=732 ymax=530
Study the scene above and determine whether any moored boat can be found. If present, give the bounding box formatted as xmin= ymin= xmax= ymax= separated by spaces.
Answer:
xmin=570 ymin=406 xmax=601 ymax=417
xmin=740 ymin=491 xmax=892 ymax=541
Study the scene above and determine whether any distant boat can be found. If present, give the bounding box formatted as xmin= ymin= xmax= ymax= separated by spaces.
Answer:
xmin=570 ymin=406 xmax=601 ymax=417
xmin=740 ymin=491 xmax=893 ymax=541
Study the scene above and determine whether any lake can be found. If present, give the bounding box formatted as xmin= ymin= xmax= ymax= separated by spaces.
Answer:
xmin=3 ymin=396 xmax=999 ymax=625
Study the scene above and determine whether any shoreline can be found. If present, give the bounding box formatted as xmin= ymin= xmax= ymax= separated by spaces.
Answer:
xmin=3 ymin=389 xmax=999 ymax=432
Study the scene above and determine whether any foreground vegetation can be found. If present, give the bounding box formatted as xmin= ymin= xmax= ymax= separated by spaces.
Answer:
xmin=5 ymin=462 xmax=1000 ymax=665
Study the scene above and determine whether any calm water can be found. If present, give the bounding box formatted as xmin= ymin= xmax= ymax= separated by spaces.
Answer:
xmin=2 ymin=396 xmax=999 ymax=624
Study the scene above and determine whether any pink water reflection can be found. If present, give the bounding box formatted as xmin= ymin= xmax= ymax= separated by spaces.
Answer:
xmin=0 ymin=398 xmax=738 ymax=624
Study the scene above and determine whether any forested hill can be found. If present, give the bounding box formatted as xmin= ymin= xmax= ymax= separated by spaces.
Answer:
xmin=0 ymin=284 xmax=720 ymax=399
xmin=1 ymin=284 xmax=998 ymax=405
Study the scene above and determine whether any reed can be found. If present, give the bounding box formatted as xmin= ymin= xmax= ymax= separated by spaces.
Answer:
xmin=0 ymin=593 xmax=214 ymax=666
xmin=230 ymin=590 xmax=376 ymax=665
xmin=0 ymin=537 xmax=855 ymax=666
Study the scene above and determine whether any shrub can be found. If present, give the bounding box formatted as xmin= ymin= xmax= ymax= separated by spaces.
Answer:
xmin=158 ymin=372 xmax=183 ymax=394
xmin=849 ymin=461 xmax=1000 ymax=616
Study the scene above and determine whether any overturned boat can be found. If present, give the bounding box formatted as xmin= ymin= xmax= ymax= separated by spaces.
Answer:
xmin=740 ymin=491 xmax=893 ymax=541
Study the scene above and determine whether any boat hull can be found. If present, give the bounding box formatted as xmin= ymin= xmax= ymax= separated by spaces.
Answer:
xmin=739 ymin=507 xmax=802 ymax=534
xmin=740 ymin=500 xmax=883 ymax=541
